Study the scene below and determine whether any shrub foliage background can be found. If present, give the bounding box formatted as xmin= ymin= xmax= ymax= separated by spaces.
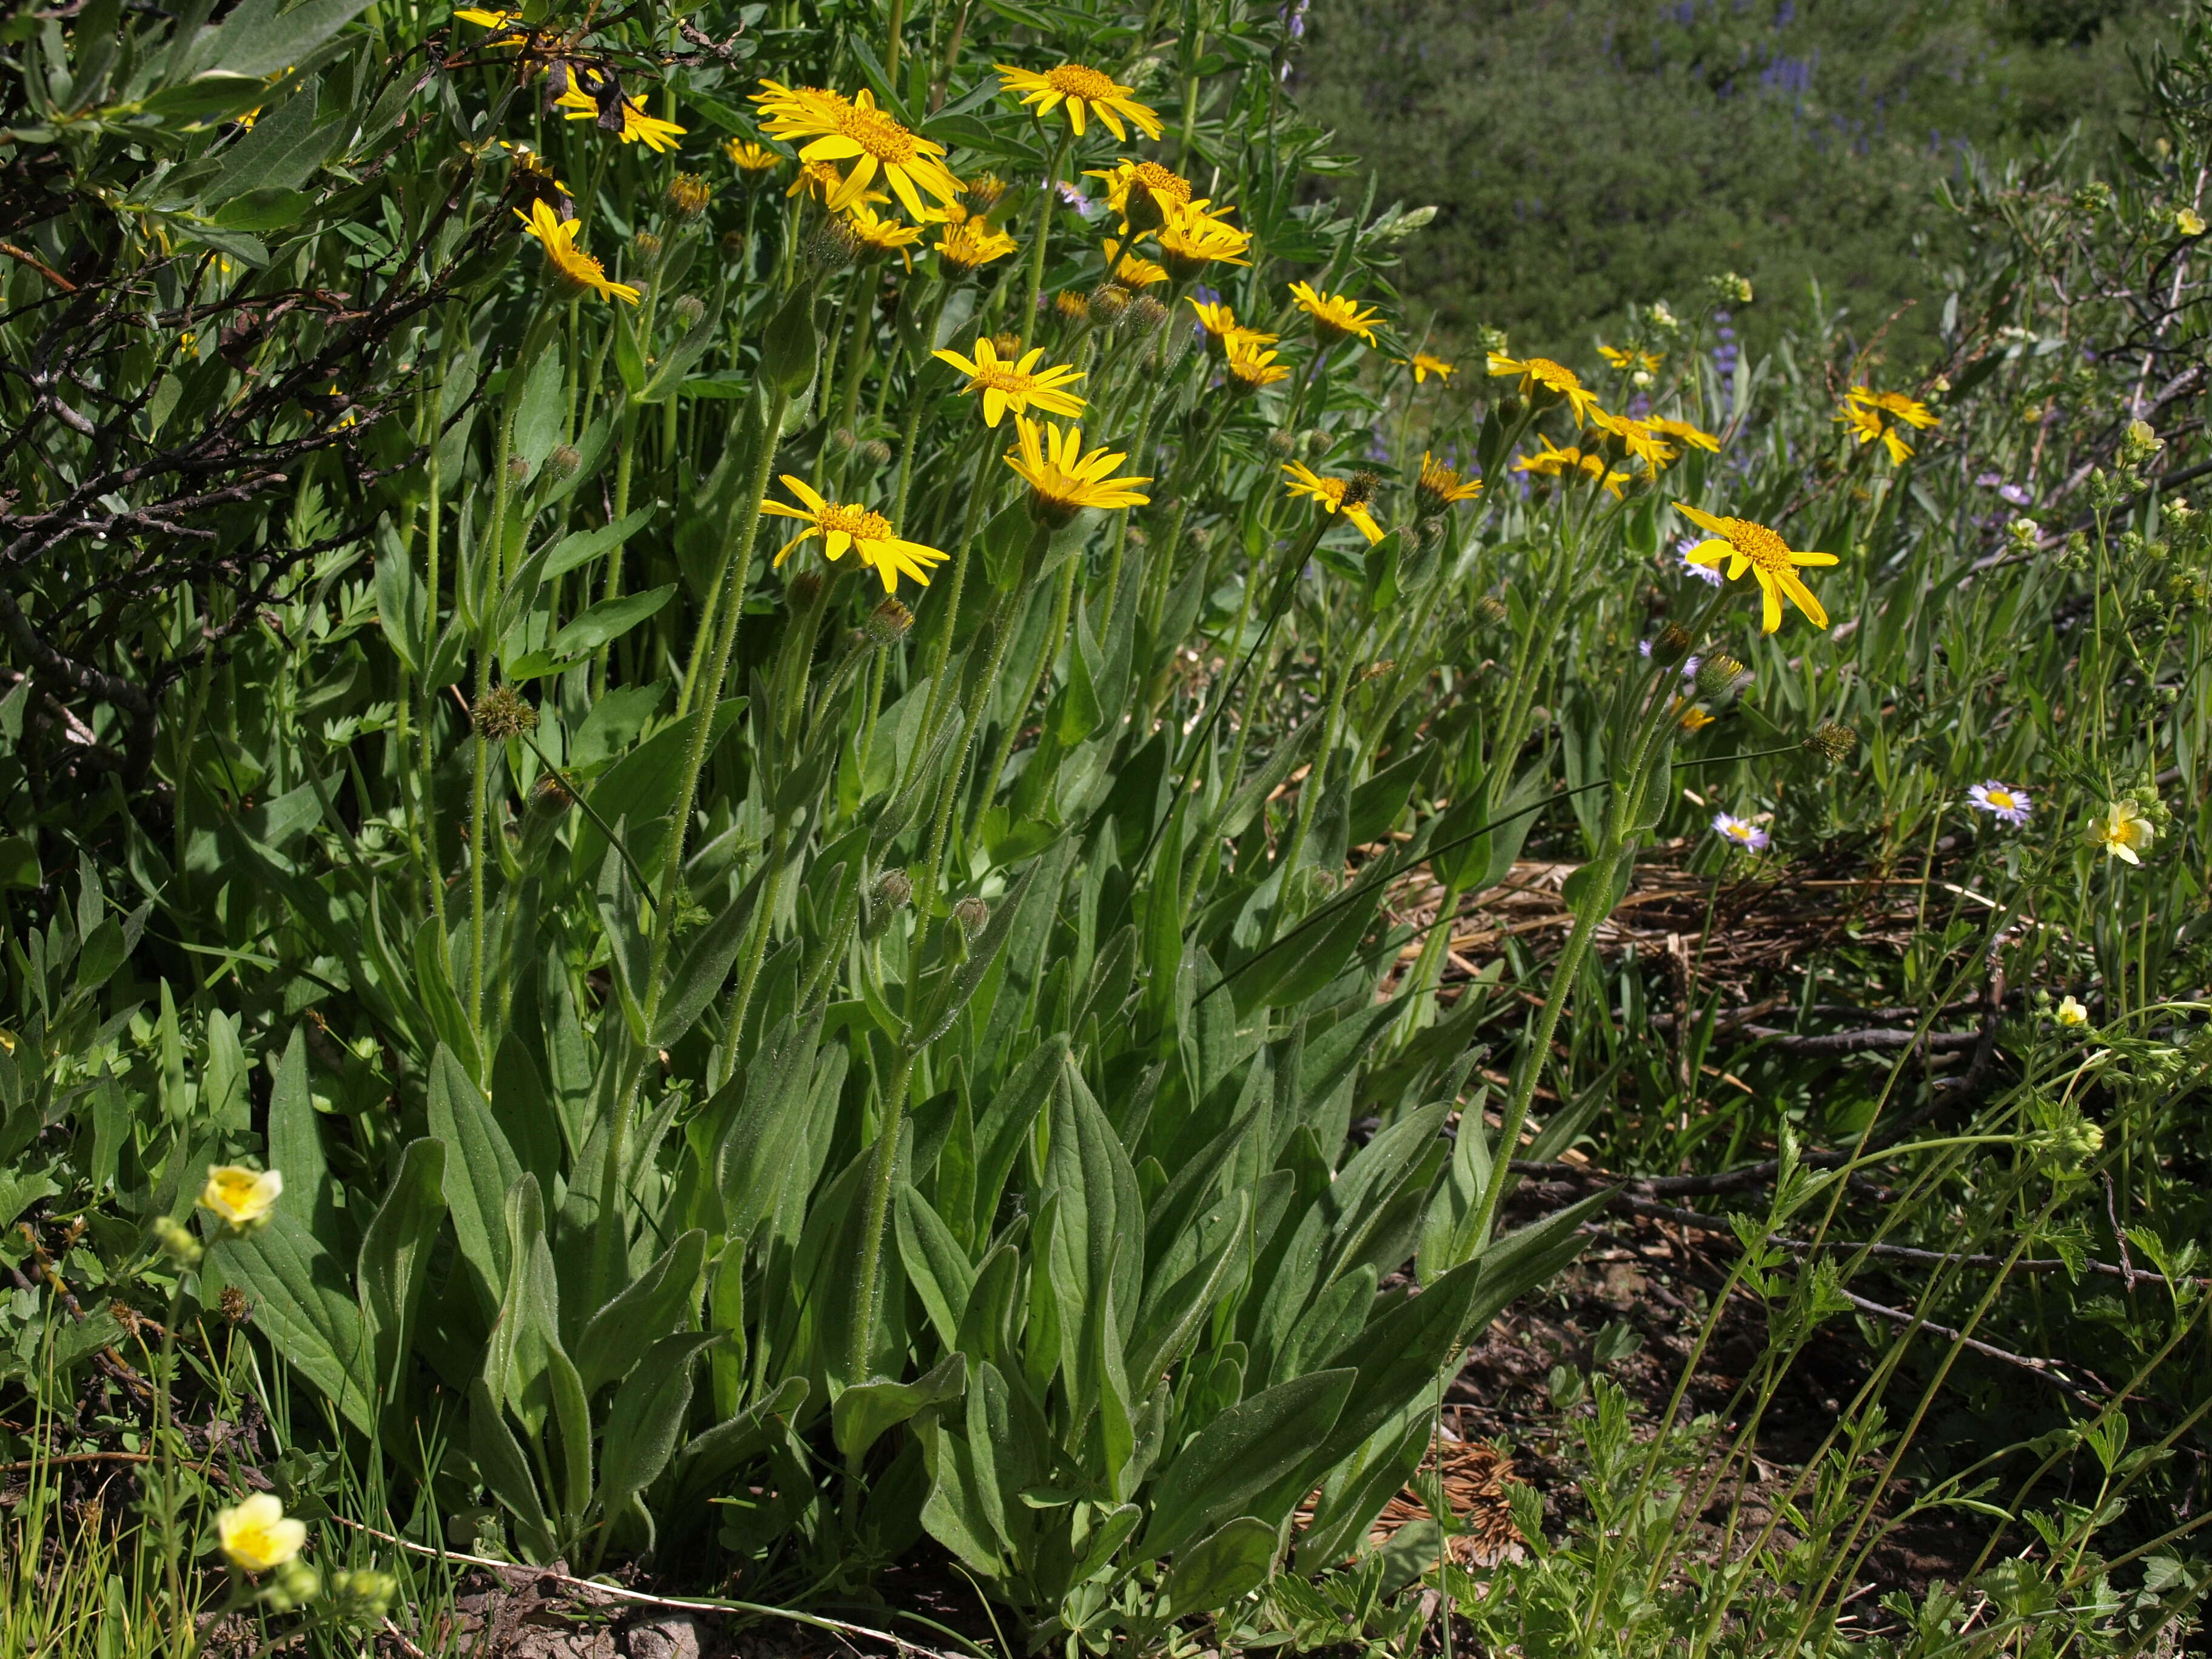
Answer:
xmin=0 ymin=0 xmax=2210 ymax=1650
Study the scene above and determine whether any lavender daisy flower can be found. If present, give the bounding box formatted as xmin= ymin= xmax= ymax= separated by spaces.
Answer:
xmin=1712 ymin=812 xmax=1769 ymax=853
xmin=1968 ymin=780 xmax=2031 ymax=825
xmin=1999 ymin=483 xmax=2032 ymax=506
xmin=1676 ymin=538 xmax=1724 ymax=586
xmin=1975 ymin=471 xmax=2003 ymax=488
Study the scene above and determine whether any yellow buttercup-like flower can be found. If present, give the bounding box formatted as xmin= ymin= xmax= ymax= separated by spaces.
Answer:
xmin=754 ymin=85 xmax=961 ymax=218
xmin=1404 ymin=353 xmax=1455 ymax=383
xmin=933 ymin=337 xmax=1087 ymax=427
xmin=761 ymin=478 xmax=949 ymax=592
xmin=514 ymin=199 xmax=639 ymax=305
xmin=1488 ymin=352 xmax=1599 ymax=424
xmin=1225 ymin=338 xmax=1292 ymax=392
xmin=1589 ymin=408 xmax=1679 ymax=471
xmin=936 ymin=218 xmax=1018 ymax=272
xmin=724 ymin=138 xmax=783 ymax=173
xmin=2088 ymin=799 xmax=2156 ymax=865
xmin=1288 ymin=281 xmax=1382 ymax=347
xmin=1416 ymin=452 xmax=1483 ymax=512
xmin=995 ymin=62 xmax=1163 ymax=141
xmin=201 ymin=1164 xmax=283 ymax=1230
xmin=1646 ymin=415 xmax=1720 ymax=453
xmin=555 ymin=89 xmax=687 ymax=153
xmin=1514 ymin=438 xmax=1628 ymax=498
xmin=1674 ymin=501 xmax=1838 ymax=633
xmin=1838 ymin=385 xmax=1937 ymax=465
xmin=1101 ymin=239 xmax=1168 ymax=288
xmin=844 ymin=202 xmax=925 ymax=265
xmin=1152 ymin=202 xmax=1251 ymax=280
xmin=1597 ymin=344 xmax=1662 ymax=373
xmin=1087 ymin=158 xmax=1195 ymax=230
xmin=1282 ymin=462 xmax=1384 ymax=544
xmin=1005 ymin=417 xmax=1153 ymax=525
xmin=218 ymin=1494 xmax=307 ymax=1572
xmin=454 ymin=7 xmax=517 ymax=27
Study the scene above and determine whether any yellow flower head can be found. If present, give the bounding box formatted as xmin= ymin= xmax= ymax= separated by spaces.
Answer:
xmin=1674 ymin=501 xmax=1838 ymax=632
xmin=1675 ymin=700 xmax=1716 ymax=732
xmin=724 ymin=138 xmax=783 ymax=173
xmin=1283 ymin=462 xmax=1385 ymax=544
xmin=1188 ymin=297 xmax=1254 ymax=349
xmin=2055 ymin=994 xmax=2090 ymax=1027
xmin=1225 ymin=338 xmax=1292 ymax=393
xmin=963 ymin=173 xmax=1009 ymax=211
xmin=2088 ymin=799 xmax=2156 ymax=865
xmin=932 ymin=336 xmax=1087 ymax=427
xmin=1597 ymin=344 xmax=1662 ymax=373
xmin=1288 ymin=281 xmax=1382 ymax=347
xmin=1840 ymin=386 xmax=1937 ymax=466
xmin=201 ymin=1164 xmax=283 ymax=1231
xmin=995 ymin=62 xmax=1163 ymax=141
xmin=761 ymin=478 xmax=948 ymax=592
xmin=1005 ymin=417 xmax=1153 ymax=525
xmin=555 ymin=89 xmax=687 ymax=153
xmin=1416 ymin=452 xmax=1483 ymax=512
xmin=666 ymin=172 xmax=712 ymax=216
xmin=1087 ymin=158 xmax=1193 ymax=231
xmin=1514 ymin=438 xmax=1628 ymax=498
xmin=217 ymin=1494 xmax=307 ymax=1573
xmin=789 ymin=158 xmax=889 ymax=209
xmin=1404 ymin=352 xmax=1455 ymax=384
xmin=1647 ymin=415 xmax=1720 ymax=453
xmin=496 ymin=139 xmax=571 ymax=198
xmin=514 ymin=199 xmax=639 ymax=305
xmin=1589 ymin=408 xmax=1679 ymax=471
xmin=1154 ymin=202 xmax=1252 ymax=280
xmin=1488 ymin=352 xmax=1599 ymax=424
xmin=454 ymin=6 xmax=517 ymax=27
xmin=755 ymin=84 xmax=961 ymax=218
xmin=1102 ymin=238 xmax=1168 ymax=288
xmin=936 ymin=217 xmax=1018 ymax=272
xmin=844 ymin=202 xmax=925 ymax=265
xmin=750 ymin=79 xmax=850 ymax=126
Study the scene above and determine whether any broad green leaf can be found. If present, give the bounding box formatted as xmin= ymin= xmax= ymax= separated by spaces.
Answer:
xmin=355 ymin=1138 xmax=446 ymax=1412
xmin=833 ymin=1350 xmax=967 ymax=1462
xmin=574 ymin=1228 xmax=707 ymax=1395
xmin=1138 ymin=1368 xmax=1354 ymax=1561
xmin=212 ymin=1212 xmax=372 ymax=1432
xmin=1162 ymin=1515 xmax=1277 ymax=1616
xmin=426 ymin=1044 xmax=523 ymax=1310
xmin=596 ymin=1331 xmax=719 ymax=1521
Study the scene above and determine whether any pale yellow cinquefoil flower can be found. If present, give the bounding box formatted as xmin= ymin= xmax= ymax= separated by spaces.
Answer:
xmin=200 ymin=1165 xmax=283 ymax=1231
xmin=2054 ymin=994 xmax=2090 ymax=1028
xmin=2088 ymin=799 xmax=2156 ymax=864
xmin=218 ymin=1494 xmax=308 ymax=1572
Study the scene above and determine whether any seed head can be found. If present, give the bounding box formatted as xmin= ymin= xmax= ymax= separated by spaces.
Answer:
xmin=1803 ymin=722 xmax=1858 ymax=764
xmin=952 ymin=894 xmax=990 ymax=941
xmin=1341 ymin=471 xmax=1381 ymax=511
xmin=666 ymin=172 xmax=712 ymax=217
xmin=218 ymin=1284 xmax=254 ymax=1327
xmin=1693 ymin=654 xmax=1748 ymax=700
xmin=546 ymin=443 xmax=582 ymax=481
xmin=866 ymin=597 xmax=914 ymax=646
xmin=109 ymin=1298 xmax=142 ymax=1337
xmin=472 ymin=685 xmax=538 ymax=740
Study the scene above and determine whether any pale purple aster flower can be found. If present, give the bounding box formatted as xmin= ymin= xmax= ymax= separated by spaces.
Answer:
xmin=1056 ymin=181 xmax=1103 ymax=220
xmin=1999 ymin=483 xmax=2032 ymax=506
xmin=1712 ymin=812 xmax=1769 ymax=853
xmin=1975 ymin=471 xmax=2003 ymax=488
xmin=1968 ymin=780 xmax=2031 ymax=825
xmin=1677 ymin=538 xmax=1724 ymax=586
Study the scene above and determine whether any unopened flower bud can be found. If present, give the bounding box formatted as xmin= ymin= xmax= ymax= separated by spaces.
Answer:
xmin=2007 ymin=515 xmax=2041 ymax=551
xmin=873 ymin=868 xmax=914 ymax=910
xmin=951 ymin=895 xmax=990 ymax=941
xmin=1650 ymin=623 xmax=1692 ymax=665
xmin=672 ymin=293 xmax=707 ymax=326
xmin=866 ymin=597 xmax=913 ymax=646
xmin=262 ymin=1562 xmax=321 ymax=1614
xmin=1694 ymin=654 xmax=1748 ymax=700
xmin=1265 ymin=429 xmax=1296 ymax=457
xmin=1475 ymin=594 xmax=1509 ymax=625
xmin=634 ymin=231 xmax=663 ymax=261
xmin=151 ymin=1215 xmax=203 ymax=1267
xmin=1128 ymin=295 xmax=1169 ymax=333
xmin=546 ymin=443 xmax=581 ymax=481
xmin=806 ymin=220 xmax=859 ymax=272
xmin=506 ymin=454 xmax=532 ymax=485
xmin=531 ymin=773 xmax=575 ymax=816
xmin=1088 ymin=283 xmax=1132 ymax=322
xmin=1496 ymin=394 xmax=1526 ymax=423
xmin=1803 ymin=722 xmax=1858 ymax=764
xmin=667 ymin=172 xmax=712 ymax=218
xmin=788 ymin=570 xmax=826 ymax=608
xmin=1055 ymin=290 xmax=1091 ymax=326
xmin=720 ymin=229 xmax=748 ymax=261
xmin=472 ymin=685 xmax=538 ymax=740
xmin=1302 ymin=429 xmax=1332 ymax=458
xmin=831 ymin=426 xmax=858 ymax=452
xmin=329 ymin=1567 xmax=399 ymax=1622
xmin=860 ymin=437 xmax=893 ymax=469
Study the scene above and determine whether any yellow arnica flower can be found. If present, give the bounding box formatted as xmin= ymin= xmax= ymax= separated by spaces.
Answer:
xmin=1674 ymin=501 xmax=1837 ymax=633
xmin=1282 ymin=462 xmax=1385 ymax=544
xmin=1674 ymin=700 xmax=1715 ymax=732
xmin=1225 ymin=339 xmax=1291 ymax=392
xmin=845 ymin=202 xmax=925 ymax=265
xmin=1838 ymin=387 xmax=1936 ymax=466
xmin=1589 ymin=408 xmax=1678 ymax=471
xmin=1403 ymin=353 xmax=1455 ymax=383
xmin=995 ymin=62 xmax=1163 ymax=141
xmin=725 ymin=138 xmax=783 ymax=173
xmin=1102 ymin=239 xmax=1168 ymax=287
xmin=1087 ymin=158 xmax=1195 ymax=230
xmin=936 ymin=218 xmax=1017 ymax=271
xmin=1515 ymin=438 xmax=1628 ymax=498
xmin=756 ymin=85 xmax=960 ymax=218
xmin=1597 ymin=344 xmax=1662 ymax=372
xmin=555 ymin=90 xmax=687 ymax=154
xmin=1848 ymin=386 xmax=1938 ymax=427
xmin=790 ymin=159 xmax=890 ymax=209
xmin=933 ymin=337 xmax=1087 ymax=427
xmin=218 ymin=1495 xmax=307 ymax=1573
xmin=514 ymin=199 xmax=638 ymax=305
xmin=1188 ymin=298 xmax=1275 ymax=352
xmin=750 ymin=79 xmax=850 ymax=126
xmin=1288 ymin=281 xmax=1382 ymax=347
xmin=762 ymin=478 xmax=948 ymax=592
xmin=2088 ymin=799 xmax=2156 ymax=865
xmin=1154 ymin=202 xmax=1251 ymax=279
xmin=1005 ymin=417 xmax=1153 ymax=525
xmin=1488 ymin=352 xmax=1599 ymax=424
xmin=1416 ymin=452 xmax=1483 ymax=511
xmin=454 ymin=6 xmax=516 ymax=26
xmin=1647 ymin=415 xmax=1720 ymax=453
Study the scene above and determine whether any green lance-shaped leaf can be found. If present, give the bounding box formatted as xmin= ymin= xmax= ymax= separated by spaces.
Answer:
xmin=1137 ymin=1368 xmax=1356 ymax=1563
xmin=572 ymin=1228 xmax=708 ymax=1395
xmin=595 ymin=1331 xmax=721 ymax=1524
xmin=355 ymin=1138 xmax=447 ymax=1412
xmin=426 ymin=1044 xmax=523 ymax=1312
xmin=1162 ymin=1515 xmax=1279 ymax=1617
xmin=211 ymin=1210 xmax=374 ymax=1433
xmin=833 ymin=1350 xmax=968 ymax=1463
xmin=469 ymin=1378 xmax=557 ymax=1562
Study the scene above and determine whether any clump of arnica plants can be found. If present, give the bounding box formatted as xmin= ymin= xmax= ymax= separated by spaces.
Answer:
xmin=2 ymin=0 xmax=2211 ymax=1653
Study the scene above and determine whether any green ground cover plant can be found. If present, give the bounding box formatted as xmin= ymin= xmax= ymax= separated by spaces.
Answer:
xmin=0 ymin=0 xmax=2208 ymax=1651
